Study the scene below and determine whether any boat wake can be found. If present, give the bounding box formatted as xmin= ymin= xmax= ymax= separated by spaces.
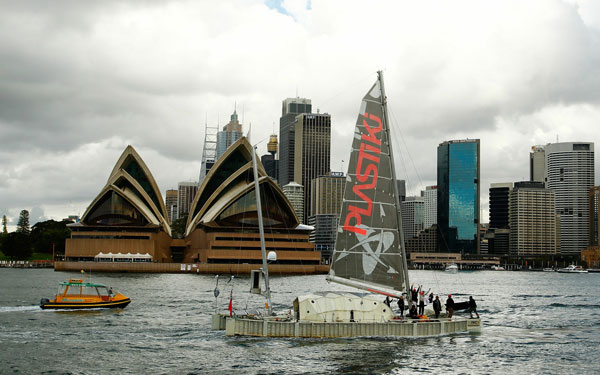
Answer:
xmin=0 ymin=306 xmax=41 ymax=313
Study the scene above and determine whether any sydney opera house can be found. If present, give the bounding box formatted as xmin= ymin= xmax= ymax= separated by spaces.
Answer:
xmin=59 ymin=138 xmax=326 ymax=274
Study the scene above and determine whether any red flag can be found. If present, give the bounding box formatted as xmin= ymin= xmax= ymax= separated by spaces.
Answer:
xmin=228 ymin=290 xmax=233 ymax=317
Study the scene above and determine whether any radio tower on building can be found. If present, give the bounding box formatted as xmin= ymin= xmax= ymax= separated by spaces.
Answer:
xmin=199 ymin=119 xmax=219 ymax=185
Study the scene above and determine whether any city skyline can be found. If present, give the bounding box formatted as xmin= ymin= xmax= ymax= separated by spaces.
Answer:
xmin=1 ymin=1 xmax=600 ymax=229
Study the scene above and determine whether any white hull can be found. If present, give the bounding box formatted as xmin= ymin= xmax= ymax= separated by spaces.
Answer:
xmin=557 ymin=265 xmax=588 ymax=273
xmin=216 ymin=315 xmax=481 ymax=338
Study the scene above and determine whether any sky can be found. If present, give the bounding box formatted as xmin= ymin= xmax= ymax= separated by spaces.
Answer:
xmin=1 ymin=0 xmax=599 ymax=230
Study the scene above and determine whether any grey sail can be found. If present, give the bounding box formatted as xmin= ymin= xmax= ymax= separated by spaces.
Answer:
xmin=327 ymin=74 xmax=408 ymax=297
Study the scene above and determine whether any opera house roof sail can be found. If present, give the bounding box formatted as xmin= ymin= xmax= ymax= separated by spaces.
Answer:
xmin=62 ymin=140 xmax=324 ymax=273
xmin=185 ymin=137 xmax=299 ymax=236
xmin=80 ymin=145 xmax=171 ymax=236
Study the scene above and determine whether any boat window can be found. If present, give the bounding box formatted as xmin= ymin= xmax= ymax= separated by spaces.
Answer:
xmin=66 ymin=285 xmax=83 ymax=295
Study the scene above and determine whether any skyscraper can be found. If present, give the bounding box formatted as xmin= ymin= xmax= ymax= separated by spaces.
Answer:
xmin=279 ymin=97 xmax=312 ymax=187
xmin=216 ymin=110 xmax=243 ymax=159
xmin=261 ymin=134 xmax=279 ymax=182
xmin=310 ymin=172 xmax=345 ymax=217
xmin=401 ymin=197 xmax=425 ymax=240
xmin=437 ymin=139 xmax=480 ymax=254
xmin=530 ymin=145 xmax=546 ymax=184
xmin=423 ymin=185 xmax=437 ymax=228
xmin=509 ymin=181 xmax=558 ymax=256
xmin=282 ymin=182 xmax=304 ymax=223
xmin=281 ymin=111 xmax=332 ymax=221
xmin=489 ymin=183 xmax=512 ymax=229
xmin=178 ymin=182 xmax=198 ymax=218
xmin=544 ymin=142 xmax=595 ymax=255
xmin=488 ymin=182 xmax=512 ymax=256
xmin=308 ymin=172 xmax=345 ymax=263
xmin=590 ymin=186 xmax=600 ymax=247
xmin=165 ymin=189 xmax=178 ymax=224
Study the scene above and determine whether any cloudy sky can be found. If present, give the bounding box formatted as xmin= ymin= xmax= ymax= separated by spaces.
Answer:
xmin=1 ymin=0 xmax=599 ymax=229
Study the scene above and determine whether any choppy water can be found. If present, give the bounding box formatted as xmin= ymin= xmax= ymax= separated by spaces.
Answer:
xmin=1 ymin=268 xmax=599 ymax=374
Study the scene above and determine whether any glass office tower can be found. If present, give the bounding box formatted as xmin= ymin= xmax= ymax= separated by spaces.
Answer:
xmin=437 ymin=139 xmax=480 ymax=254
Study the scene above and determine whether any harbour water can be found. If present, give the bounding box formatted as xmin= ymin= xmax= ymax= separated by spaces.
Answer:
xmin=1 ymin=268 xmax=599 ymax=374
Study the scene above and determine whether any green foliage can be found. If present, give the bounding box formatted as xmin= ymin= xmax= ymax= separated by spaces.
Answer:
xmin=2 ymin=215 xmax=7 ymax=234
xmin=17 ymin=210 xmax=30 ymax=234
xmin=171 ymin=214 xmax=188 ymax=239
xmin=30 ymin=252 xmax=53 ymax=260
xmin=1 ymin=232 xmax=32 ymax=260
xmin=30 ymin=219 xmax=72 ymax=255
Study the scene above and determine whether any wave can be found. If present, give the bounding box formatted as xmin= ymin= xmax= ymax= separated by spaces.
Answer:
xmin=547 ymin=303 xmax=600 ymax=309
xmin=0 ymin=305 xmax=40 ymax=313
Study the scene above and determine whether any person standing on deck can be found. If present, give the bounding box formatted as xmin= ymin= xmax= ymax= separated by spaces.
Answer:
xmin=432 ymin=296 xmax=442 ymax=318
xmin=410 ymin=285 xmax=420 ymax=307
xmin=446 ymin=294 xmax=455 ymax=318
xmin=418 ymin=291 xmax=426 ymax=316
xmin=469 ymin=296 xmax=480 ymax=319
xmin=397 ymin=295 xmax=405 ymax=317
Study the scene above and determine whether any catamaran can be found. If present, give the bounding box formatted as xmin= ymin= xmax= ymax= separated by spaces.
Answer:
xmin=213 ymin=71 xmax=481 ymax=338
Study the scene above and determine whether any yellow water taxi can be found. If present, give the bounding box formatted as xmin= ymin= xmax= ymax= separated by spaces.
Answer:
xmin=40 ymin=276 xmax=130 ymax=310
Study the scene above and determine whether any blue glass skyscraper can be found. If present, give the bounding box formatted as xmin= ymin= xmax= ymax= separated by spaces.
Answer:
xmin=437 ymin=139 xmax=480 ymax=254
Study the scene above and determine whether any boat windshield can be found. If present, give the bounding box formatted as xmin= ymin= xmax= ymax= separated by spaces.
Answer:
xmin=58 ymin=283 xmax=110 ymax=296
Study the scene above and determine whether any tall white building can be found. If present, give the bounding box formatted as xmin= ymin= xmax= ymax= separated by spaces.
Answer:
xmin=401 ymin=196 xmax=424 ymax=240
xmin=509 ymin=182 xmax=558 ymax=256
xmin=530 ymin=145 xmax=546 ymax=184
xmin=216 ymin=110 xmax=243 ymax=160
xmin=282 ymin=182 xmax=304 ymax=224
xmin=544 ymin=142 xmax=595 ymax=255
xmin=423 ymin=185 xmax=437 ymax=228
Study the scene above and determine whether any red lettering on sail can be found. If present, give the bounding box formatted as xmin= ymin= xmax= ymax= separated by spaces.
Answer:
xmin=343 ymin=112 xmax=383 ymax=235
xmin=361 ymin=113 xmax=383 ymax=145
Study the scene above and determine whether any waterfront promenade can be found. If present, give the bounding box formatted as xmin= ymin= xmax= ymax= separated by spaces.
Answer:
xmin=54 ymin=261 xmax=329 ymax=274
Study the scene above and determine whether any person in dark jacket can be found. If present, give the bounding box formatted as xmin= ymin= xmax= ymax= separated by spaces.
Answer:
xmin=433 ymin=296 xmax=442 ymax=319
xmin=397 ymin=295 xmax=405 ymax=317
xmin=410 ymin=285 xmax=420 ymax=307
xmin=408 ymin=304 xmax=418 ymax=319
xmin=468 ymin=296 xmax=480 ymax=318
xmin=445 ymin=294 xmax=455 ymax=318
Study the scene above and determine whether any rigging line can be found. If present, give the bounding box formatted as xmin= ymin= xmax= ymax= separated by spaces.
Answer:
xmin=388 ymin=105 xmax=425 ymax=192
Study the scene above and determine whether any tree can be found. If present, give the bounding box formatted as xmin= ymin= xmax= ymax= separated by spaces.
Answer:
xmin=1 ymin=232 xmax=32 ymax=260
xmin=30 ymin=219 xmax=72 ymax=255
xmin=16 ymin=210 xmax=30 ymax=234
xmin=171 ymin=214 xmax=188 ymax=239
xmin=2 ymin=215 xmax=7 ymax=234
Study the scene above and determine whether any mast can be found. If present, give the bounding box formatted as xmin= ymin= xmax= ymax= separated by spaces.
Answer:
xmin=251 ymin=144 xmax=272 ymax=315
xmin=378 ymin=70 xmax=411 ymax=297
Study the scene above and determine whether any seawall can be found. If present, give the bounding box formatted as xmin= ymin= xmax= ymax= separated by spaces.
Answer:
xmin=54 ymin=261 xmax=330 ymax=275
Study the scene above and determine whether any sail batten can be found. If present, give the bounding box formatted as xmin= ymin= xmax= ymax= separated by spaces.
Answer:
xmin=329 ymin=73 xmax=409 ymax=295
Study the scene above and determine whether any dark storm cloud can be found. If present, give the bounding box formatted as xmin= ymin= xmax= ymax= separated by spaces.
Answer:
xmin=0 ymin=0 xmax=599 ymax=226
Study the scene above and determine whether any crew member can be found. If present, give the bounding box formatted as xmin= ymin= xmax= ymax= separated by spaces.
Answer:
xmin=446 ymin=294 xmax=455 ymax=319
